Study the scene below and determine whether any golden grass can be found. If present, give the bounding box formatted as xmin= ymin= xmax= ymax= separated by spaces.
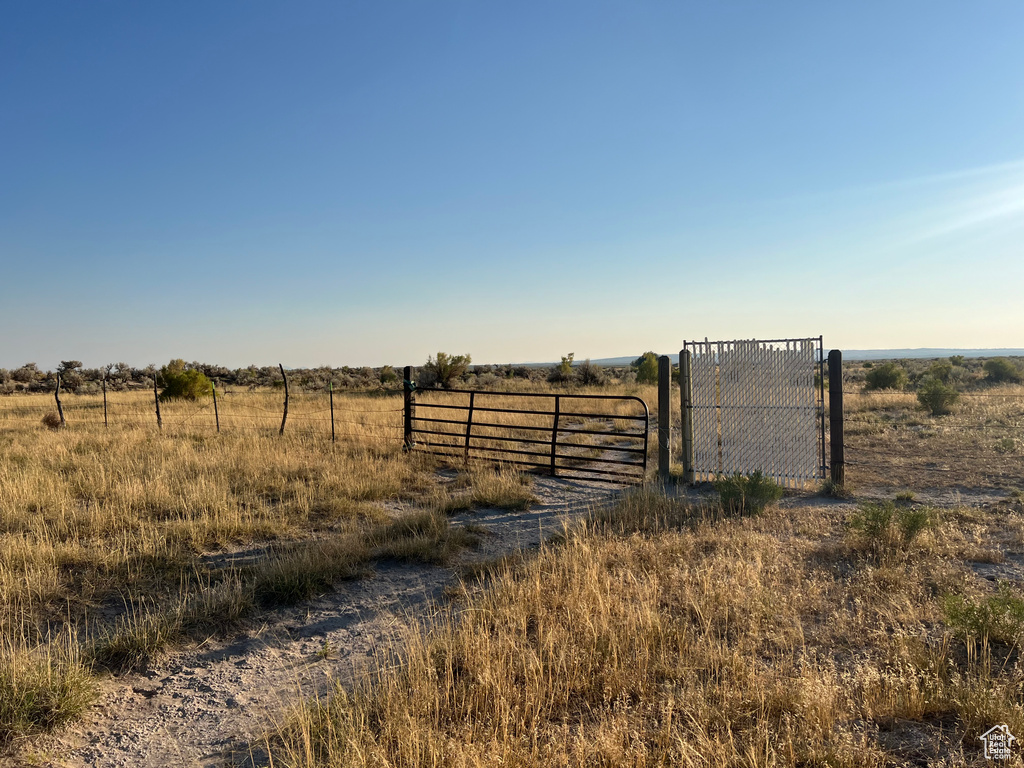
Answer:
xmin=268 ymin=490 xmax=1024 ymax=767
xmin=0 ymin=389 xmax=495 ymax=740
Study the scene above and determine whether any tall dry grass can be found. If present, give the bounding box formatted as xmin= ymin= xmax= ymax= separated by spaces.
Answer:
xmin=267 ymin=490 xmax=1024 ymax=767
xmin=0 ymin=389 xmax=515 ymax=741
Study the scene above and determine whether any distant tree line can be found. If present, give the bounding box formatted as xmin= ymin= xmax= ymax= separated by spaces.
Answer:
xmin=0 ymin=354 xmax=669 ymax=396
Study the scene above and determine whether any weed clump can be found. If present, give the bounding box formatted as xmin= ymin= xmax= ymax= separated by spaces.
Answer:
xmin=848 ymin=500 xmax=936 ymax=559
xmin=714 ymin=470 xmax=783 ymax=515
xmin=819 ymin=477 xmax=851 ymax=498
xmin=0 ymin=640 xmax=93 ymax=743
xmin=943 ymin=583 xmax=1024 ymax=647
xmin=41 ymin=412 xmax=62 ymax=430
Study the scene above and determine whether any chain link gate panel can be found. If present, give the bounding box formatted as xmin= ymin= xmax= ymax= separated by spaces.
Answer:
xmin=682 ymin=338 xmax=825 ymax=488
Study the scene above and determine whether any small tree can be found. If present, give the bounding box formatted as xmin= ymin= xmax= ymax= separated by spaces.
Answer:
xmin=379 ymin=365 xmax=399 ymax=385
xmin=548 ymin=353 xmax=575 ymax=384
xmin=917 ymin=377 xmax=959 ymax=415
xmin=984 ymin=358 xmax=1022 ymax=384
xmin=949 ymin=355 xmax=965 ymax=367
xmin=159 ymin=359 xmax=213 ymax=400
xmin=12 ymin=363 xmax=39 ymax=384
xmin=57 ymin=360 xmax=83 ymax=391
xmin=633 ymin=352 xmax=659 ymax=385
xmin=864 ymin=362 xmax=907 ymax=391
xmin=420 ymin=352 xmax=471 ymax=389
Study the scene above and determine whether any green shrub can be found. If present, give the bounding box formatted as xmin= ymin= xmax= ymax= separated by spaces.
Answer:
xmin=983 ymin=358 xmax=1022 ymax=384
xmin=379 ymin=365 xmax=399 ymax=385
xmin=943 ymin=583 xmax=1024 ymax=646
xmin=848 ymin=501 xmax=936 ymax=558
xmin=159 ymin=359 xmax=213 ymax=401
xmin=916 ymin=377 xmax=959 ymax=415
xmin=864 ymin=362 xmax=907 ymax=391
xmin=927 ymin=361 xmax=953 ymax=383
xmin=420 ymin=352 xmax=471 ymax=389
xmin=632 ymin=352 xmax=659 ymax=385
xmin=949 ymin=355 xmax=965 ymax=367
xmin=714 ymin=470 xmax=784 ymax=515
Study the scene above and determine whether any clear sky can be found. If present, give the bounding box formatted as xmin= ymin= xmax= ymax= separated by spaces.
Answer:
xmin=2 ymin=2 xmax=1023 ymax=370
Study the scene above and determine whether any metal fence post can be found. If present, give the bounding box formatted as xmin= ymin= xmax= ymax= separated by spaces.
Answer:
xmin=828 ymin=349 xmax=845 ymax=487
xmin=658 ymin=355 xmax=671 ymax=481
xmin=463 ymin=391 xmax=475 ymax=465
xmin=680 ymin=348 xmax=694 ymax=483
xmin=403 ymin=366 xmax=415 ymax=450
xmin=550 ymin=395 xmax=560 ymax=477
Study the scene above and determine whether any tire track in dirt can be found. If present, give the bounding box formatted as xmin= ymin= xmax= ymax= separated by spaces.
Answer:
xmin=40 ymin=477 xmax=623 ymax=768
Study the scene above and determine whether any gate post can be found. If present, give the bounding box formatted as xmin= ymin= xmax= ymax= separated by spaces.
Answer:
xmin=828 ymin=350 xmax=845 ymax=487
xmin=403 ymin=366 xmax=416 ymax=451
xmin=679 ymin=348 xmax=694 ymax=483
xmin=658 ymin=355 xmax=671 ymax=481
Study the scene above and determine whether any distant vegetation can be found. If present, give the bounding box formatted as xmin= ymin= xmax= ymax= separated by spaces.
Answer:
xmin=632 ymin=351 xmax=659 ymax=385
xmin=864 ymin=361 xmax=908 ymax=390
xmin=159 ymin=359 xmax=213 ymax=401
xmin=4 ymin=352 xmax=1020 ymax=398
xmin=2 ymin=353 xmax=666 ymax=396
xmin=984 ymin=357 xmax=1023 ymax=384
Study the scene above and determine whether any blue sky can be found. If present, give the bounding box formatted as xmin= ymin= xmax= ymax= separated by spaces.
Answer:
xmin=2 ymin=2 xmax=1022 ymax=369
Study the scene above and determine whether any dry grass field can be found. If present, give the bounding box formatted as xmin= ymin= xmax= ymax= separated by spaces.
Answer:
xmin=268 ymin=491 xmax=1024 ymax=767
xmin=0 ymin=384 xmax=657 ymax=754
xmin=842 ymin=385 xmax=1024 ymax=492
xmin=1 ymin=377 xmax=1023 ymax=766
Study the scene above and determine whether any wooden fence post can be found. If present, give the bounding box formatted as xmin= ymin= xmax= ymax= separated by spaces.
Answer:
xmin=680 ymin=348 xmax=694 ymax=483
xmin=828 ymin=349 xmax=844 ymax=487
xmin=279 ymin=364 xmax=289 ymax=436
xmin=102 ymin=375 xmax=108 ymax=428
xmin=658 ymin=355 xmax=671 ymax=481
xmin=153 ymin=375 xmax=162 ymax=430
xmin=329 ymin=381 xmax=335 ymax=443
xmin=55 ymin=374 xmax=66 ymax=428
xmin=403 ymin=366 xmax=415 ymax=450
xmin=212 ymin=381 xmax=220 ymax=433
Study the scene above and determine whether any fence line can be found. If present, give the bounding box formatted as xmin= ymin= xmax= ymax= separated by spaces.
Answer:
xmin=0 ymin=384 xmax=406 ymax=448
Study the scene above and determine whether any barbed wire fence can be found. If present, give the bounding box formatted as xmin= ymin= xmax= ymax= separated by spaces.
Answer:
xmin=0 ymin=373 xmax=409 ymax=446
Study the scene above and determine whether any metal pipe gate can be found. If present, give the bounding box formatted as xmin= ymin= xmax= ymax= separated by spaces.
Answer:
xmin=406 ymin=387 xmax=649 ymax=484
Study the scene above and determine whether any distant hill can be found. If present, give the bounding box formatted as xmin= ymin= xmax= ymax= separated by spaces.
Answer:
xmin=840 ymin=348 xmax=1024 ymax=361
xmin=517 ymin=349 xmax=1024 ymax=367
